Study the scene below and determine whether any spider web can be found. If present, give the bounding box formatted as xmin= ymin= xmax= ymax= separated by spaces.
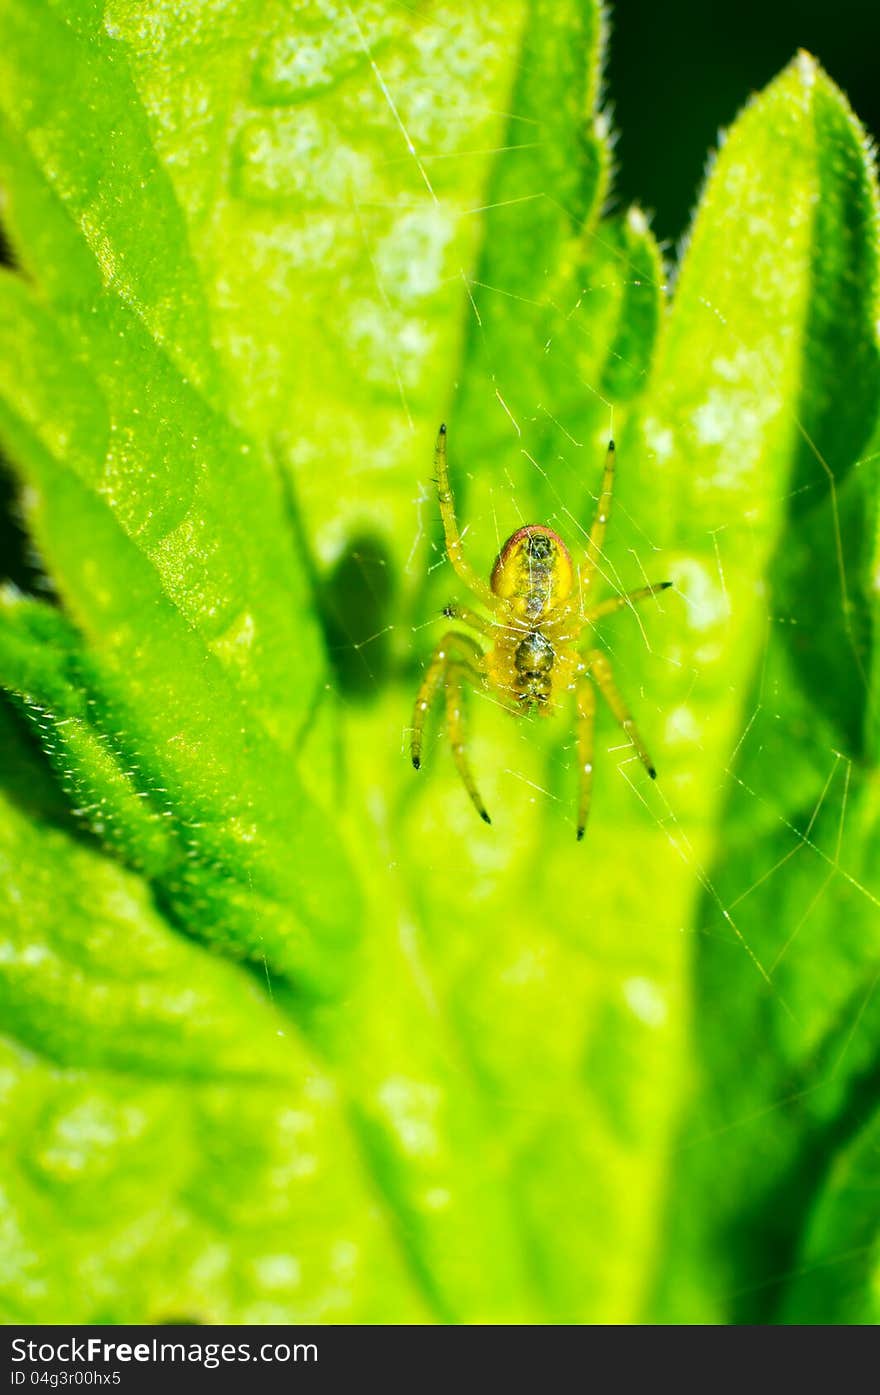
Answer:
xmin=1 ymin=0 xmax=875 ymax=1331
xmin=312 ymin=3 xmax=880 ymax=1322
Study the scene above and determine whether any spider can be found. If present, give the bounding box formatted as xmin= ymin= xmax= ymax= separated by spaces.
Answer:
xmin=411 ymin=423 xmax=671 ymax=839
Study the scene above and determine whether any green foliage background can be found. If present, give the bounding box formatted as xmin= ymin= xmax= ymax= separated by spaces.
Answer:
xmin=0 ymin=0 xmax=878 ymax=1324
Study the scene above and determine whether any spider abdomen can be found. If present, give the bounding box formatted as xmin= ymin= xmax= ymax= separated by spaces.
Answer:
xmin=490 ymin=525 xmax=573 ymax=621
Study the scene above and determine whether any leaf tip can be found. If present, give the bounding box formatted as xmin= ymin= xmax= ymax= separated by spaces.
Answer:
xmin=794 ymin=49 xmax=819 ymax=86
xmin=626 ymin=205 xmax=649 ymax=237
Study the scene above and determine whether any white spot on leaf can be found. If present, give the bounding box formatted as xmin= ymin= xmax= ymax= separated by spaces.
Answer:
xmin=623 ymin=977 xmax=668 ymax=1028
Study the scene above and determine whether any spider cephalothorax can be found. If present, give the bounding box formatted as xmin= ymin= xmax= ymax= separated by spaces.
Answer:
xmin=513 ymin=629 xmax=555 ymax=706
xmin=411 ymin=424 xmax=671 ymax=838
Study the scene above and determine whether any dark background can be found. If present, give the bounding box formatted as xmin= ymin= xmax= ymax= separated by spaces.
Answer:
xmin=607 ymin=0 xmax=880 ymax=248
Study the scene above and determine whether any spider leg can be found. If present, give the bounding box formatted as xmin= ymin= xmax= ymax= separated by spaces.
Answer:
xmin=411 ymin=631 xmax=462 ymax=770
xmin=445 ymin=658 xmax=491 ymax=825
xmin=434 ymin=424 xmax=495 ymax=605
xmin=584 ymin=581 xmax=672 ymax=623
xmin=577 ymin=439 xmax=616 ymax=600
xmin=411 ymin=631 xmax=491 ymax=825
xmin=584 ymin=648 xmax=656 ymax=779
xmin=442 ymin=601 xmax=495 ymax=638
xmin=575 ymin=674 xmax=596 ymax=841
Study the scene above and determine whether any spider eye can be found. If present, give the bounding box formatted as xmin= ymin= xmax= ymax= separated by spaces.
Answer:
xmin=526 ymin=535 xmax=553 ymax=561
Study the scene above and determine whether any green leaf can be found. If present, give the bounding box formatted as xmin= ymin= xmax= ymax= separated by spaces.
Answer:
xmin=97 ymin=0 xmax=536 ymax=581
xmin=779 ymin=1107 xmax=880 ymax=1324
xmin=644 ymin=53 xmax=880 ymax=1323
xmin=0 ymin=0 xmax=593 ymax=1322
xmin=0 ymin=0 xmax=879 ymax=1327
xmin=0 ymin=181 xmax=361 ymax=991
xmin=0 ymin=799 xmax=429 ymax=1322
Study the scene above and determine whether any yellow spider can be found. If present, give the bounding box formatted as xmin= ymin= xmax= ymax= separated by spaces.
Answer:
xmin=411 ymin=424 xmax=671 ymax=839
